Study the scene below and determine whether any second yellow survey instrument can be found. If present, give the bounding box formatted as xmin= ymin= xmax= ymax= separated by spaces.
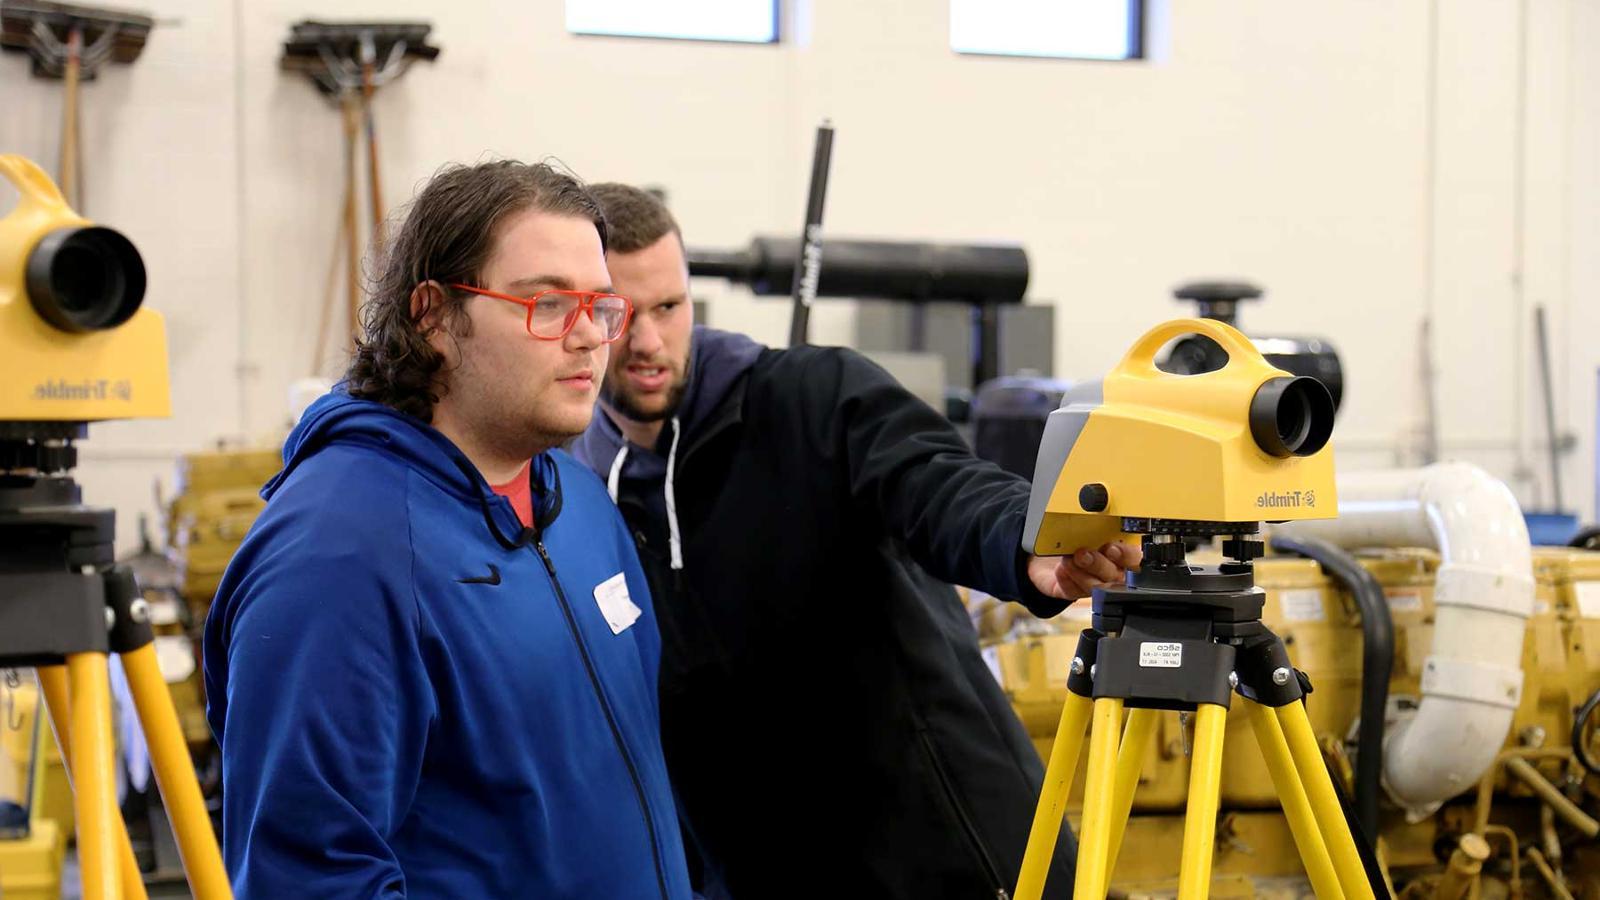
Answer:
xmin=0 ymin=154 xmax=229 ymax=900
xmin=1014 ymin=318 xmax=1377 ymax=899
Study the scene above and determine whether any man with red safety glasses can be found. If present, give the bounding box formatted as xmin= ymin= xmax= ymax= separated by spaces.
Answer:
xmin=204 ymin=161 xmax=694 ymax=899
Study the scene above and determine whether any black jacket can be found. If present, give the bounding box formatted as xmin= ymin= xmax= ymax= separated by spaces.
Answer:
xmin=573 ymin=328 xmax=1075 ymax=899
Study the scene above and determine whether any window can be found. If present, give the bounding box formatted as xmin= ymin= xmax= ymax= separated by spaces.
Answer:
xmin=951 ymin=0 xmax=1143 ymax=61
xmin=566 ymin=0 xmax=779 ymax=44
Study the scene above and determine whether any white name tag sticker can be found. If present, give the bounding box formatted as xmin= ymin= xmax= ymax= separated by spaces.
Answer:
xmin=594 ymin=572 xmax=642 ymax=635
xmin=1139 ymin=642 xmax=1183 ymax=668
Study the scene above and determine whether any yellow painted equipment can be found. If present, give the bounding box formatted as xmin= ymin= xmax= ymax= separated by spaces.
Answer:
xmin=0 ymin=157 xmax=230 ymax=900
xmin=986 ymin=547 xmax=1600 ymax=895
xmin=167 ymin=446 xmax=279 ymax=609
xmin=0 ymin=818 xmax=63 ymax=900
xmin=0 ymin=679 xmax=75 ymax=843
xmin=157 ymin=443 xmax=279 ymax=810
xmin=1013 ymin=318 xmax=1369 ymax=900
xmin=0 ymin=154 xmax=169 ymax=422
xmin=1024 ymin=317 xmax=1337 ymax=556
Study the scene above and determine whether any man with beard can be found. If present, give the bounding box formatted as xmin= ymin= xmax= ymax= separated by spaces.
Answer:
xmin=571 ymin=183 xmax=1139 ymax=899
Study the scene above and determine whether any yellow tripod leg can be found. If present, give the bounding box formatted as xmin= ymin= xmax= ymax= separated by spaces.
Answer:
xmin=121 ymin=644 xmax=233 ymax=899
xmin=1015 ymin=690 xmax=1093 ymax=900
xmin=1177 ymin=704 xmax=1227 ymax=900
xmin=66 ymin=653 xmax=122 ymax=900
xmin=1104 ymin=707 xmax=1160 ymax=880
xmin=1245 ymin=700 xmax=1344 ymax=899
xmin=1072 ymin=698 xmax=1124 ymax=900
xmin=38 ymin=667 xmax=150 ymax=900
xmin=1277 ymin=702 xmax=1375 ymax=900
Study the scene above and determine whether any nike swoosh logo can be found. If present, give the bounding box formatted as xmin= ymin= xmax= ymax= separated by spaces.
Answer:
xmin=457 ymin=564 xmax=502 ymax=586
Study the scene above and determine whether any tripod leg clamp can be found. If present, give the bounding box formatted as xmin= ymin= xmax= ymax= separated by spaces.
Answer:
xmin=1234 ymin=630 xmax=1307 ymax=707
xmin=105 ymin=566 xmax=155 ymax=655
xmin=1067 ymin=629 xmax=1102 ymax=698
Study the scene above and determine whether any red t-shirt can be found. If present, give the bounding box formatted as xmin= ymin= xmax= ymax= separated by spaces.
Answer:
xmin=490 ymin=461 xmax=534 ymax=528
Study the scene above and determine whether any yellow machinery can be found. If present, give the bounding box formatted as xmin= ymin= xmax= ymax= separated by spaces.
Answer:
xmin=167 ymin=446 xmax=279 ymax=614
xmin=159 ymin=443 xmax=279 ymax=803
xmin=0 ymin=680 xmax=66 ymax=900
xmin=988 ymin=546 xmax=1600 ymax=896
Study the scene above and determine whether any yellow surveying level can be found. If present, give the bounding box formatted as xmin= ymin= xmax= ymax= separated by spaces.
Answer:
xmin=1014 ymin=318 xmax=1381 ymax=899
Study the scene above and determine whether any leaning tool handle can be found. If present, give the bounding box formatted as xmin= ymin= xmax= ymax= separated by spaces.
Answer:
xmin=61 ymin=24 xmax=83 ymax=208
xmin=358 ymin=32 xmax=385 ymax=245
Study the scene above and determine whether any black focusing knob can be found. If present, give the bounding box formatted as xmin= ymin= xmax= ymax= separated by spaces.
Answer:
xmin=1079 ymin=483 xmax=1109 ymax=513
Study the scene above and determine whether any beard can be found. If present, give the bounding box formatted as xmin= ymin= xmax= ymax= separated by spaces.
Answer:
xmin=600 ymin=355 xmax=691 ymax=425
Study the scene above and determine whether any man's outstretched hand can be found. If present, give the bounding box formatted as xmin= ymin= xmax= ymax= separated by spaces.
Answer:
xmin=1028 ymin=541 xmax=1143 ymax=602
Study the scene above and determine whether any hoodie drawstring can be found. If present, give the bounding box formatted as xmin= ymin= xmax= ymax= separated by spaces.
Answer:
xmin=607 ymin=445 xmax=628 ymax=503
xmin=663 ymin=417 xmax=684 ymax=571
xmin=606 ymin=418 xmax=684 ymax=572
xmin=454 ymin=457 xmax=527 ymax=550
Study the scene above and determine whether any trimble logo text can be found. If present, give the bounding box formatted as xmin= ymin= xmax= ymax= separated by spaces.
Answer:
xmin=1257 ymin=489 xmax=1316 ymax=509
xmin=32 ymin=380 xmax=133 ymax=402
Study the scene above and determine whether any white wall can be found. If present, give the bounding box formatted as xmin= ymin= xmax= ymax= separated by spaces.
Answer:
xmin=2 ymin=0 xmax=1597 ymax=553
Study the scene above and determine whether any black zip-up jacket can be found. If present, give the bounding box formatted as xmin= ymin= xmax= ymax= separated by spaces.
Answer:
xmin=573 ymin=327 xmax=1075 ymax=899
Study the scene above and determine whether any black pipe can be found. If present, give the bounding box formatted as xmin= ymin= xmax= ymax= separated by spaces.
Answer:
xmin=1268 ymin=533 xmax=1393 ymax=840
xmin=688 ymin=237 xmax=1029 ymax=305
xmin=787 ymin=121 xmax=834 ymax=347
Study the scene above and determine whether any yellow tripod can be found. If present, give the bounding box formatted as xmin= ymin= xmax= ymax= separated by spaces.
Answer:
xmin=1012 ymin=534 xmax=1383 ymax=900
xmin=36 ymin=646 xmax=230 ymax=900
xmin=2 ymin=496 xmax=230 ymax=900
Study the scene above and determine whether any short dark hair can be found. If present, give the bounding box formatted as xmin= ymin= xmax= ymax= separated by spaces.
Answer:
xmin=346 ymin=160 xmax=608 ymax=422
xmin=589 ymin=183 xmax=681 ymax=254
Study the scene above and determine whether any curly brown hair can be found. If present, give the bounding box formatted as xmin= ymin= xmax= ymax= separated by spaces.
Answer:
xmin=345 ymin=160 xmax=608 ymax=422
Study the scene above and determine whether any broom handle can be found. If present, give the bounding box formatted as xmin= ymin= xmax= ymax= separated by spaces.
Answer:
xmin=60 ymin=25 xmax=83 ymax=208
xmin=360 ymin=36 xmax=384 ymax=247
xmin=311 ymin=93 xmax=361 ymax=372
xmin=344 ymin=94 xmax=362 ymax=345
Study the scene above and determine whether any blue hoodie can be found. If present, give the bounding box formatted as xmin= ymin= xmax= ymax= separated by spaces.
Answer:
xmin=202 ymin=389 xmax=692 ymax=900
